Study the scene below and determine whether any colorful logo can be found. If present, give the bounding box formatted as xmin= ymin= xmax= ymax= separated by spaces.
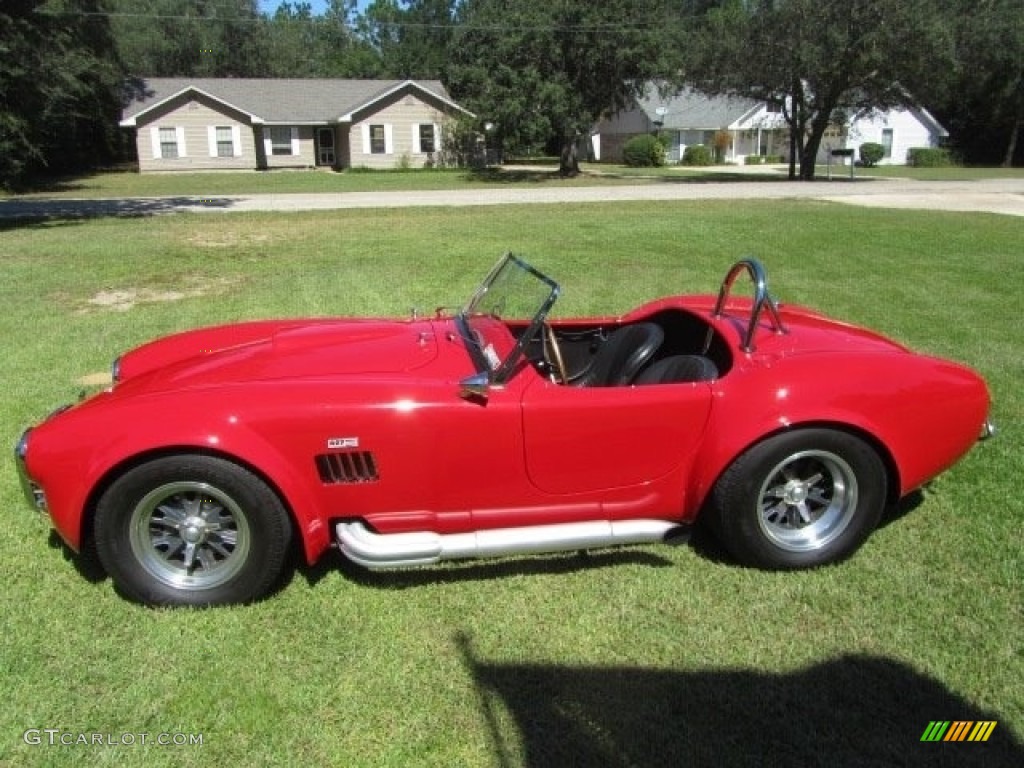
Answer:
xmin=921 ymin=721 xmax=997 ymax=742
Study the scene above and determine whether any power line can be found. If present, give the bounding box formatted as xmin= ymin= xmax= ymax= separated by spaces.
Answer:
xmin=38 ymin=7 xmax=680 ymax=32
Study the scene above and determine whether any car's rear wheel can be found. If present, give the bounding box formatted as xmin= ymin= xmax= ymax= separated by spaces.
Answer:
xmin=94 ymin=455 xmax=291 ymax=606
xmin=709 ymin=429 xmax=886 ymax=569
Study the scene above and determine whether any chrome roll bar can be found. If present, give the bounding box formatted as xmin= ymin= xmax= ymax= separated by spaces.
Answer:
xmin=706 ymin=257 xmax=787 ymax=354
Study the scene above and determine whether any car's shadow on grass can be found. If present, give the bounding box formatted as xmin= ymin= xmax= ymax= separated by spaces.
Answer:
xmin=49 ymin=531 xmax=107 ymax=584
xmin=297 ymin=546 xmax=676 ymax=592
xmin=879 ymin=488 xmax=926 ymax=529
xmin=456 ymin=633 xmax=1024 ymax=767
xmin=53 ymin=491 xmax=933 ymax=603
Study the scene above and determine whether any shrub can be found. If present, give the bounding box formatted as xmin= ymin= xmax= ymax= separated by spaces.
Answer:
xmin=859 ymin=142 xmax=884 ymax=167
xmin=908 ymin=147 xmax=955 ymax=167
xmin=712 ymin=130 xmax=732 ymax=162
xmin=622 ymin=134 xmax=666 ymax=167
xmin=682 ymin=144 xmax=713 ymax=166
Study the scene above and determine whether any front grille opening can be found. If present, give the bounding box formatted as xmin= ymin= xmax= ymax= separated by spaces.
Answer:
xmin=315 ymin=451 xmax=380 ymax=484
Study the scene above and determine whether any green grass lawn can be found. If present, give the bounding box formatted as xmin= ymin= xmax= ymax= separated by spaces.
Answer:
xmin=4 ymin=162 xmax=1022 ymax=199
xmin=1 ymin=201 xmax=1021 ymax=766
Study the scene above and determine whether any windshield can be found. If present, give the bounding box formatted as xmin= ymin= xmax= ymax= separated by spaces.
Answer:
xmin=459 ymin=253 xmax=560 ymax=383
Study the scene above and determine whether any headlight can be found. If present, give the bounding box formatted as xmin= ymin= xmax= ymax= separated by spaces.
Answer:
xmin=15 ymin=429 xmax=47 ymax=513
xmin=111 ymin=356 xmax=122 ymax=383
xmin=16 ymin=429 xmax=30 ymax=461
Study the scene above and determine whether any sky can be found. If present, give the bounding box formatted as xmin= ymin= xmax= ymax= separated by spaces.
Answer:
xmin=257 ymin=1 xmax=370 ymax=16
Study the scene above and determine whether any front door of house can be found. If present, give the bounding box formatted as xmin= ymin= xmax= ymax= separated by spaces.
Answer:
xmin=317 ymin=128 xmax=335 ymax=166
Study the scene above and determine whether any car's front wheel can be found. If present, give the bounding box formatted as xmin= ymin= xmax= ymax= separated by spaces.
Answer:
xmin=94 ymin=455 xmax=292 ymax=606
xmin=709 ymin=429 xmax=887 ymax=569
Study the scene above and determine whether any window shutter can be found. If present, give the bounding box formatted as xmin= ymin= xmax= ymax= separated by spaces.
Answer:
xmin=264 ymin=132 xmax=272 ymax=158
xmin=384 ymin=124 xmax=393 ymax=154
xmin=176 ymin=126 xmax=187 ymax=158
xmin=361 ymin=124 xmax=370 ymax=154
xmin=434 ymin=123 xmax=441 ymax=152
xmin=290 ymin=126 xmax=299 ymax=156
xmin=208 ymin=126 xmax=217 ymax=157
xmin=412 ymin=124 xmax=421 ymax=154
xmin=150 ymin=127 xmax=161 ymax=159
xmin=232 ymin=125 xmax=242 ymax=156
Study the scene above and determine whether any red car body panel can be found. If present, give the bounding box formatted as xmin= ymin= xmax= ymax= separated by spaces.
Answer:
xmin=19 ymin=287 xmax=990 ymax=568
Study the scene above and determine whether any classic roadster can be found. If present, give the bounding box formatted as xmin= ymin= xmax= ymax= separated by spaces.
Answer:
xmin=16 ymin=255 xmax=992 ymax=606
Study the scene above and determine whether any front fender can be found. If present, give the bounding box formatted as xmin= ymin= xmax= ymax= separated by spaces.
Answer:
xmin=25 ymin=391 xmax=331 ymax=563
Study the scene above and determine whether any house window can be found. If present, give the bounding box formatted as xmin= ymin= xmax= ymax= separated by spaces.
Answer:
xmin=766 ymin=100 xmax=783 ymax=114
xmin=269 ymin=127 xmax=294 ymax=156
xmin=216 ymin=126 xmax=234 ymax=157
xmin=418 ymin=124 xmax=435 ymax=154
xmin=159 ymin=127 xmax=179 ymax=159
xmin=369 ymin=125 xmax=386 ymax=154
xmin=881 ymin=128 xmax=894 ymax=158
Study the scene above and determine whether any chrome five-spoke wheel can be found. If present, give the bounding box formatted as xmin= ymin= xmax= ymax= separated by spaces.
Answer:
xmin=95 ymin=455 xmax=291 ymax=606
xmin=756 ymin=450 xmax=857 ymax=553
xmin=710 ymin=429 xmax=886 ymax=569
xmin=128 ymin=481 xmax=252 ymax=590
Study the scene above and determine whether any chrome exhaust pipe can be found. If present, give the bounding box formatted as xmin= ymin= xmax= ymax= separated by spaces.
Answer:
xmin=335 ymin=519 xmax=684 ymax=570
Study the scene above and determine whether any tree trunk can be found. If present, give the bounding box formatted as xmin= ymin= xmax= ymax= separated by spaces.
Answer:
xmin=1003 ymin=117 xmax=1021 ymax=168
xmin=788 ymin=126 xmax=797 ymax=180
xmin=559 ymin=135 xmax=580 ymax=177
xmin=799 ymin=110 xmax=834 ymax=181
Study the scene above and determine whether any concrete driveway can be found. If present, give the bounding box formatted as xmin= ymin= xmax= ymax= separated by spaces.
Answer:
xmin=2 ymin=177 xmax=1022 ymax=219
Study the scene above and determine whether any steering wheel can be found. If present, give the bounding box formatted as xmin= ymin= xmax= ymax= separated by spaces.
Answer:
xmin=542 ymin=322 xmax=568 ymax=384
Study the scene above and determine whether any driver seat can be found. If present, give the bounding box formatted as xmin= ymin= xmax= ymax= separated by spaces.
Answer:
xmin=575 ymin=323 xmax=664 ymax=387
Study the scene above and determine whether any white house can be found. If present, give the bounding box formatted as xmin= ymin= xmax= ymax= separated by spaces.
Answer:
xmin=592 ymin=83 xmax=947 ymax=166
xmin=827 ymin=107 xmax=948 ymax=165
xmin=592 ymin=84 xmax=788 ymax=164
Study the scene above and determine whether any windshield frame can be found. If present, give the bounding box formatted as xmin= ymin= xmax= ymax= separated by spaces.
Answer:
xmin=457 ymin=253 xmax=560 ymax=385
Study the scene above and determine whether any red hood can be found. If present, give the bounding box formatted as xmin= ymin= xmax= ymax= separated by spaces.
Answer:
xmin=115 ymin=318 xmax=440 ymax=392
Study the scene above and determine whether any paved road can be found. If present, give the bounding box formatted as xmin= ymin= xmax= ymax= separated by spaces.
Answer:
xmin=2 ymin=177 xmax=1023 ymax=219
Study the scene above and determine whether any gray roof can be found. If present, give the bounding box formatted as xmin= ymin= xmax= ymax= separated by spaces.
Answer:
xmin=636 ymin=85 xmax=762 ymax=130
xmin=121 ymin=78 xmax=466 ymax=125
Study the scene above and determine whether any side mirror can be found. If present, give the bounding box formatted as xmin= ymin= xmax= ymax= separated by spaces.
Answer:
xmin=459 ymin=372 xmax=490 ymax=403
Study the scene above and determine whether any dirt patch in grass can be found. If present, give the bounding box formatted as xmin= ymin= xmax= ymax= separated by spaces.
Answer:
xmin=184 ymin=231 xmax=275 ymax=248
xmin=77 ymin=371 xmax=113 ymax=386
xmin=76 ymin=275 xmax=239 ymax=313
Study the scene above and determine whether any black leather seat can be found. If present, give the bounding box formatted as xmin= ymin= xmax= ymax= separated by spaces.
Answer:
xmin=634 ymin=354 xmax=719 ymax=385
xmin=575 ymin=323 xmax=664 ymax=387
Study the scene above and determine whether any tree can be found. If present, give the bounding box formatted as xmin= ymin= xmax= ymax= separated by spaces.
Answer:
xmin=360 ymin=0 xmax=455 ymax=79
xmin=446 ymin=0 xmax=680 ymax=175
xmin=687 ymin=0 xmax=956 ymax=179
xmin=942 ymin=0 xmax=1023 ymax=166
xmin=112 ymin=0 xmax=267 ymax=77
xmin=261 ymin=1 xmax=380 ymax=77
xmin=0 ymin=0 xmax=123 ymax=187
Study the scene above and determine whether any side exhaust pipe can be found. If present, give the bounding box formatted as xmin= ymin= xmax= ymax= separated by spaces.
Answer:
xmin=335 ymin=519 xmax=685 ymax=570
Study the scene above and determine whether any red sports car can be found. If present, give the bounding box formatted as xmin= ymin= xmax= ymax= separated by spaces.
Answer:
xmin=16 ymin=255 xmax=993 ymax=606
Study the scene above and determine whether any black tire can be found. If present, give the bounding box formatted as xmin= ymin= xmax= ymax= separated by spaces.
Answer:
xmin=709 ymin=429 xmax=886 ymax=569
xmin=94 ymin=455 xmax=292 ymax=606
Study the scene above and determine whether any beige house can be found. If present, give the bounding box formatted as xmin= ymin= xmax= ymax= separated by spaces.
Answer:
xmin=120 ymin=78 xmax=473 ymax=172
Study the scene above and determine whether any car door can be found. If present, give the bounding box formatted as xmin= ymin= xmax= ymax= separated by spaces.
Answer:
xmin=520 ymin=376 xmax=713 ymax=495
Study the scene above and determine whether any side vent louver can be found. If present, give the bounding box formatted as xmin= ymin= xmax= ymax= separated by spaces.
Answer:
xmin=315 ymin=451 xmax=380 ymax=484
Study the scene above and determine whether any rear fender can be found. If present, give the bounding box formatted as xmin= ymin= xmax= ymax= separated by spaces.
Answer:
xmin=684 ymin=352 xmax=987 ymax=515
